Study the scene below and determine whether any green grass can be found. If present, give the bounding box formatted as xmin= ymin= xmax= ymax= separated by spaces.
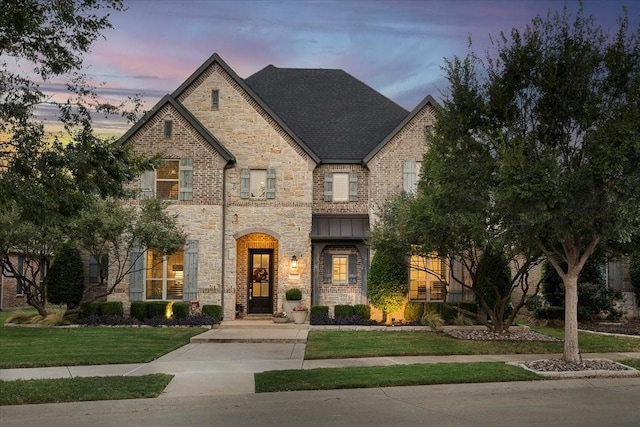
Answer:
xmin=255 ymin=362 xmax=542 ymax=393
xmin=0 ymin=374 xmax=172 ymax=405
xmin=0 ymin=327 xmax=206 ymax=368
xmin=304 ymin=329 xmax=640 ymax=359
xmin=620 ymin=359 xmax=640 ymax=370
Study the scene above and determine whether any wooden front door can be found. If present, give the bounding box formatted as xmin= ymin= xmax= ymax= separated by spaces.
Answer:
xmin=248 ymin=250 xmax=273 ymax=314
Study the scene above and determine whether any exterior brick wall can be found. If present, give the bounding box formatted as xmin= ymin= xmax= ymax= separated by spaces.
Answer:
xmin=1 ymin=254 xmax=29 ymax=309
xmin=312 ymin=164 xmax=369 ymax=214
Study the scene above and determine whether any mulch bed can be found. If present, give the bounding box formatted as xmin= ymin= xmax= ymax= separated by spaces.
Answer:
xmin=578 ymin=317 xmax=640 ymax=336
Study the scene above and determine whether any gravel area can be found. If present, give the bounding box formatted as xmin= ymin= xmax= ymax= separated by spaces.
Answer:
xmin=523 ymin=359 xmax=631 ymax=372
xmin=445 ymin=329 xmax=561 ymax=342
xmin=579 ymin=317 xmax=640 ymax=336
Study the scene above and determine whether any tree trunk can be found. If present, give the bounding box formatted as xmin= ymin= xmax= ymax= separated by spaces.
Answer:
xmin=563 ymin=272 xmax=580 ymax=363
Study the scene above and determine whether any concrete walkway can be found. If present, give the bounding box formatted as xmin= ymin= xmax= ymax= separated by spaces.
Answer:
xmin=1 ymin=320 xmax=639 ymax=398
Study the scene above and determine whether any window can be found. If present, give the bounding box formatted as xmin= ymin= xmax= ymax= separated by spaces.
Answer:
xmin=164 ymin=120 xmax=173 ymax=139
xmin=403 ymin=160 xmax=422 ymax=193
xmin=240 ymin=169 xmax=276 ymax=199
xmin=332 ymin=255 xmax=348 ymax=283
xmin=324 ymin=171 xmax=357 ymax=202
xmin=16 ymin=255 xmax=24 ymax=295
xmin=140 ymin=158 xmax=193 ymax=201
xmin=424 ymin=125 xmax=433 ymax=143
xmin=211 ymin=89 xmax=219 ymax=110
xmin=145 ymin=249 xmax=185 ymax=300
xmin=89 ymin=255 xmax=109 ymax=284
xmin=409 ymin=255 xmax=446 ymax=301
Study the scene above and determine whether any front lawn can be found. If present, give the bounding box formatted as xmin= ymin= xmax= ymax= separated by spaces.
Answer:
xmin=255 ymin=362 xmax=542 ymax=393
xmin=304 ymin=328 xmax=640 ymax=359
xmin=0 ymin=374 xmax=172 ymax=405
xmin=0 ymin=327 xmax=206 ymax=368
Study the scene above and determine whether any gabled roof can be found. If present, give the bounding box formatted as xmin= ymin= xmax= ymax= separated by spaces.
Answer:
xmin=363 ymin=94 xmax=441 ymax=164
xmin=245 ymin=65 xmax=409 ymax=163
xmin=118 ymin=94 xmax=235 ymax=164
xmin=171 ymin=53 xmax=321 ymax=164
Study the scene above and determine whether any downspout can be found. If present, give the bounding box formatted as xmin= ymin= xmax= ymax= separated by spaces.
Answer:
xmin=221 ymin=162 xmax=233 ymax=320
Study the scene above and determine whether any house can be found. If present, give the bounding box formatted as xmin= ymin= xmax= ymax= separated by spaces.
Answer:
xmin=112 ymin=53 xmax=441 ymax=320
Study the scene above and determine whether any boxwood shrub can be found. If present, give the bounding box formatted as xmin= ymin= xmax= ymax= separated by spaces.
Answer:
xmin=310 ymin=305 xmax=329 ymax=322
xmin=334 ymin=304 xmax=355 ymax=318
xmin=404 ymin=302 xmax=424 ymax=322
xmin=148 ymin=301 xmax=169 ymax=318
xmin=202 ymin=304 xmax=222 ymax=321
xmin=353 ymin=304 xmax=371 ymax=320
xmin=285 ymin=288 xmax=302 ymax=301
xmin=82 ymin=301 xmax=102 ymax=317
xmin=130 ymin=301 xmax=148 ymax=321
xmin=172 ymin=302 xmax=190 ymax=319
xmin=100 ymin=301 xmax=124 ymax=317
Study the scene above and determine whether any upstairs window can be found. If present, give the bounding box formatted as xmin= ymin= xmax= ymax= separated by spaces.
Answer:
xmin=424 ymin=125 xmax=433 ymax=144
xmin=324 ymin=171 xmax=357 ymax=202
xmin=211 ymin=90 xmax=219 ymax=110
xmin=240 ymin=169 xmax=276 ymax=199
xmin=140 ymin=158 xmax=193 ymax=201
xmin=164 ymin=120 xmax=173 ymax=139
xmin=403 ymin=160 xmax=422 ymax=193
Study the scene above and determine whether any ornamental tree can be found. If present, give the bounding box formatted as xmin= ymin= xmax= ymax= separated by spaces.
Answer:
xmin=437 ymin=5 xmax=640 ymax=361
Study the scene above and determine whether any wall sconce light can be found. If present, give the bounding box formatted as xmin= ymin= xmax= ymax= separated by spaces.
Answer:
xmin=290 ymin=255 xmax=298 ymax=269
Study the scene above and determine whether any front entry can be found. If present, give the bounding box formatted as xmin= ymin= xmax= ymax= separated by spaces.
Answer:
xmin=248 ymin=249 xmax=273 ymax=314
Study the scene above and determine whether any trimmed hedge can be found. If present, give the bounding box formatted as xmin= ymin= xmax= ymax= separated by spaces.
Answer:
xmin=404 ymin=302 xmax=424 ymax=322
xmin=534 ymin=306 xmax=565 ymax=320
xmin=353 ymin=304 xmax=371 ymax=320
xmin=172 ymin=302 xmax=190 ymax=319
xmin=130 ymin=301 xmax=148 ymax=321
xmin=148 ymin=301 xmax=169 ymax=318
xmin=310 ymin=305 xmax=329 ymax=322
xmin=334 ymin=304 xmax=355 ymax=318
xmin=83 ymin=302 xmax=102 ymax=317
xmin=202 ymin=304 xmax=222 ymax=321
xmin=101 ymin=301 xmax=123 ymax=317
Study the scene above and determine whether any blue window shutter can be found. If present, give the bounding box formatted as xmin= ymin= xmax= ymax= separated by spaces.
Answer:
xmin=179 ymin=158 xmax=193 ymax=201
xmin=129 ymin=247 xmax=145 ymax=301
xmin=240 ymin=169 xmax=250 ymax=199
xmin=349 ymin=171 xmax=358 ymax=202
xmin=140 ymin=170 xmax=155 ymax=200
xmin=184 ymin=240 xmax=198 ymax=301
xmin=323 ymin=253 xmax=332 ymax=284
xmin=324 ymin=173 xmax=333 ymax=202
xmin=265 ymin=169 xmax=276 ymax=199
xmin=348 ymin=254 xmax=357 ymax=284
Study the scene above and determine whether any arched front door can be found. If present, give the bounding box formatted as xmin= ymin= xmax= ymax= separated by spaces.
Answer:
xmin=248 ymin=249 xmax=273 ymax=314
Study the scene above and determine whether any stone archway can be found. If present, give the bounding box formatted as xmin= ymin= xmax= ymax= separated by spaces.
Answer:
xmin=235 ymin=232 xmax=279 ymax=316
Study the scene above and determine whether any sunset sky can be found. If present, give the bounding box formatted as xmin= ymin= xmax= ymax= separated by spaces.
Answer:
xmin=40 ymin=0 xmax=640 ymax=137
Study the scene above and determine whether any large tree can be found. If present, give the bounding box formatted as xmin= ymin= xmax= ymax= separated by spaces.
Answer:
xmin=436 ymin=5 xmax=640 ymax=361
xmin=0 ymin=0 xmax=181 ymax=316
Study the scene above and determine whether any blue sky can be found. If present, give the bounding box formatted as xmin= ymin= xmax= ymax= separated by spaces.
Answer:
xmin=63 ymin=0 xmax=640 ymax=136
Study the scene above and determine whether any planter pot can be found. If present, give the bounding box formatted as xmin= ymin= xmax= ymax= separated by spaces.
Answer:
xmin=272 ymin=317 xmax=289 ymax=324
xmin=284 ymin=300 xmax=301 ymax=314
xmin=291 ymin=310 xmax=308 ymax=324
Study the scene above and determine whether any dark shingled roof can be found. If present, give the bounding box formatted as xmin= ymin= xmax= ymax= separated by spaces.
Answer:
xmin=245 ymin=65 xmax=409 ymax=163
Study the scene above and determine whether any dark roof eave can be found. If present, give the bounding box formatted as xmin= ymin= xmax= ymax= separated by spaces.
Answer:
xmin=172 ymin=53 xmax=321 ymax=165
xmin=362 ymin=94 xmax=441 ymax=165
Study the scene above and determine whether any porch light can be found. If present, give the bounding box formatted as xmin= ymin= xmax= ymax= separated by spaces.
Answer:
xmin=290 ymin=255 xmax=298 ymax=269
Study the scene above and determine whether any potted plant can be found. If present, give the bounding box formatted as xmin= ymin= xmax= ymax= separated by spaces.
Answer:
xmin=291 ymin=304 xmax=308 ymax=324
xmin=284 ymin=287 xmax=302 ymax=313
xmin=272 ymin=310 xmax=289 ymax=323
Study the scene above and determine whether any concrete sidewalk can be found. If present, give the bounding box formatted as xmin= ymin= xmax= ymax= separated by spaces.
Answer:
xmin=1 ymin=321 xmax=639 ymax=398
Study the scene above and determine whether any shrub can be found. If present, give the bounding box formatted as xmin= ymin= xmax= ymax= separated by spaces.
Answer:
xmin=353 ymin=304 xmax=371 ymax=320
xmin=83 ymin=301 xmax=102 ymax=317
xmin=367 ymin=248 xmax=408 ymax=322
xmin=172 ymin=302 xmax=190 ymax=319
xmin=474 ymin=245 xmax=512 ymax=322
xmin=310 ymin=305 xmax=329 ymax=323
xmin=577 ymin=282 xmax=620 ymax=321
xmin=130 ymin=301 xmax=148 ymax=321
xmin=630 ymin=252 xmax=640 ymax=308
xmin=421 ymin=308 xmax=444 ymax=329
xmin=334 ymin=304 xmax=354 ymax=319
xmin=47 ymin=242 xmax=85 ymax=309
xmin=202 ymin=304 xmax=222 ymax=321
xmin=100 ymin=301 xmax=123 ymax=317
xmin=404 ymin=302 xmax=424 ymax=322
xmin=285 ymin=288 xmax=302 ymax=300
xmin=148 ymin=301 xmax=169 ymax=318
xmin=310 ymin=313 xmax=334 ymax=325
xmin=442 ymin=302 xmax=478 ymax=323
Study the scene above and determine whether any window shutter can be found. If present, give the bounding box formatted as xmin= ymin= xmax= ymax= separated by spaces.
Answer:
xmin=129 ymin=247 xmax=145 ymax=301
xmin=348 ymin=254 xmax=357 ymax=284
xmin=348 ymin=171 xmax=358 ymax=202
xmin=179 ymin=158 xmax=193 ymax=201
xmin=240 ymin=169 xmax=250 ymax=199
xmin=89 ymin=256 xmax=98 ymax=283
xmin=323 ymin=253 xmax=332 ymax=284
xmin=403 ymin=160 xmax=416 ymax=193
xmin=324 ymin=173 xmax=333 ymax=202
xmin=265 ymin=169 xmax=276 ymax=199
xmin=184 ymin=240 xmax=198 ymax=301
xmin=140 ymin=170 xmax=155 ymax=199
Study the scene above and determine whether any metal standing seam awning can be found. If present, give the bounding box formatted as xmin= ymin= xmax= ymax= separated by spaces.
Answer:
xmin=310 ymin=214 xmax=370 ymax=306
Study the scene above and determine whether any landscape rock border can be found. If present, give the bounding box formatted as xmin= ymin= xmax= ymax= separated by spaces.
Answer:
xmin=510 ymin=359 xmax=640 ymax=378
